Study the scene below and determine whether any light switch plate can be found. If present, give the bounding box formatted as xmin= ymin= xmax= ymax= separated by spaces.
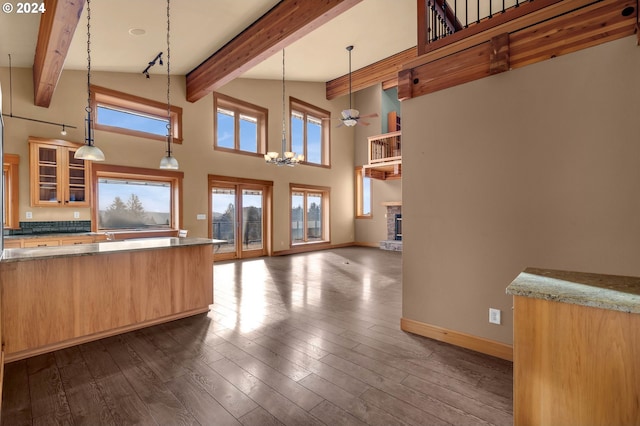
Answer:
xmin=196 ymin=214 xmax=206 ymax=220
xmin=489 ymin=308 xmax=501 ymax=325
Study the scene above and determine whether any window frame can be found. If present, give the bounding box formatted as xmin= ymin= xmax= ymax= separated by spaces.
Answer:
xmin=91 ymin=85 xmax=183 ymax=143
xmin=3 ymin=154 xmax=20 ymax=229
xmin=91 ymin=163 xmax=183 ymax=233
xmin=289 ymin=97 xmax=331 ymax=167
xmin=355 ymin=166 xmax=372 ymax=219
xmin=214 ymin=93 xmax=268 ymax=157
xmin=289 ymin=183 xmax=330 ymax=246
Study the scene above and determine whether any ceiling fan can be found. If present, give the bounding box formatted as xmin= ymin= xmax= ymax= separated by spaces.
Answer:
xmin=330 ymin=45 xmax=378 ymax=127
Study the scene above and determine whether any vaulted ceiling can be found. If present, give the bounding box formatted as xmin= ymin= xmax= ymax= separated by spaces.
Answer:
xmin=0 ymin=0 xmax=417 ymax=106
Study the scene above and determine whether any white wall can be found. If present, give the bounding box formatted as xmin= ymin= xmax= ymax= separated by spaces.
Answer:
xmin=402 ymin=36 xmax=640 ymax=345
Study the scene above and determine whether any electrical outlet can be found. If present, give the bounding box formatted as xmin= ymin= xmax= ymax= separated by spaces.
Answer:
xmin=489 ymin=308 xmax=501 ymax=325
xmin=196 ymin=214 xmax=206 ymax=220
xmin=74 ymin=211 xmax=80 ymax=219
xmin=26 ymin=211 xmax=33 ymax=219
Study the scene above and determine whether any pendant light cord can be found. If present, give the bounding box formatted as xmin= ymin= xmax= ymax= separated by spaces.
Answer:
xmin=165 ymin=0 xmax=172 ymax=156
xmin=281 ymin=48 xmax=286 ymax=154
xmin=85 ymin=0 xmax=93 ymax=147
xmin=348 ymin=46 xmax=352 ymax=111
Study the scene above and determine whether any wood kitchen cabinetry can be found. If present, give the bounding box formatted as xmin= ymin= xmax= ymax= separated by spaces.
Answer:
xmin=5 ymin=234 xmax=103 ymax=248
xmin=29 ymin=137 xmax=91 ymax=207
xmin=508 ymin=268 xmax=640 ymax=425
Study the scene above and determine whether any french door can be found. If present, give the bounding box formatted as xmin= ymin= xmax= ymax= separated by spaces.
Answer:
xmin=209 ymin=176 xmax=272 ymax=261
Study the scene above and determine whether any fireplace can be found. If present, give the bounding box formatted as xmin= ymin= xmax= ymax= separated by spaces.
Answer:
xmin=394 ymin=214 xmax=402 ymax=241
xmin=380 ymin=202 xmax=402 ymax=251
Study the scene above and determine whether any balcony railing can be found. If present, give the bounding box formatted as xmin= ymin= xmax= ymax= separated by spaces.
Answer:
xmin=368 ymin=131 xmax=401 ymax=165
xmin=424 ymin=0 xmax=534 ymax=45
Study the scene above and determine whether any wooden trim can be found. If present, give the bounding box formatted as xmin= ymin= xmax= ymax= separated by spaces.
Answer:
xmin=91 ymin=85 xmax=183 ymax=143
xmin=407 ymin=0 xmax=592 ymax=70
xmin=401 ymin=0 xmax=637 ymax=100
xmin=290 ymin=97 xmax=331 ymax=167
xmin=28 ymin=135 xmax=83 ymax=149
xmin=398 ymin=0 xmax=636 ymax=100
xmin=208 ymin=175 xmax=274 ymax=259
xmin=289 ymin=183 xmax=331 ymax=247
xmin=355 ymin=166 xmax=372 ymax=219
xmin=489 ymin=33 xmax=510 ymax=74
xmin=352 ymin=241 xmax=379 ymax=248
xmin=214 ymin=92 xmax=268 ymax=154
xmin=400 ymin=317 xmax=514 ymax=361
xmin=326 ymin=47 xmax=418 ymax=100
xmin=208 ymin=174 xmax=273 ymax=187
xmin=91 ymin=163 xmax=184 ymax=232
xmin=33 ymin=0 xmax=85 ymax=107
xmin=418 ymin=0 xmax=566 ymax=56
xmin=4 ymin=307 xmax=209 ymax=363
xmin=187 ymin=0 xmax=363 ymax=102
xmin=3 ymin=154 xmax=20 ymax=229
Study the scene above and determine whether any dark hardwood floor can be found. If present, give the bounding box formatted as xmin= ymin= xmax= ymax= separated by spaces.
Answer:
xmin=1 ymin=247 xmax=513 ymax=425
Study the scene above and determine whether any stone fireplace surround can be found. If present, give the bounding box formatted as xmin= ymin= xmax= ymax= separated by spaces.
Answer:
xmin=380 ymin=201 xmax=402 ymax=251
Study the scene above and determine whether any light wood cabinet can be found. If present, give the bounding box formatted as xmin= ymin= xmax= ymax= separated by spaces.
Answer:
xmin=1 ymin=241 xmax=213 ymax=361
xmin=3 ymin=239 xmax=22 ymax=249
xmin=29 ymin=137 xmax=91 ymax=207
xmin=22 ymin=239 xmax=60 ymax=248
xmin=60 ymin=236 xmax=95 ymax=246
xmin=5 ymin=235 xmax=104 ymax=248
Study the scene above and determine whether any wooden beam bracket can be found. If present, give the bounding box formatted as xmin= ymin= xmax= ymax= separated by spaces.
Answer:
xmin=489 ymin=33 xmax=510 ymax=75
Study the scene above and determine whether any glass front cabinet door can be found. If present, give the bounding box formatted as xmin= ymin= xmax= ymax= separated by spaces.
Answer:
xmin=29 ymin=137 xmax=91 ymax=207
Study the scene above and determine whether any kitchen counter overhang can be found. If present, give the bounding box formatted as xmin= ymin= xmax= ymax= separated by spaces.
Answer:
xmin=0 ymin=237 xmax=215 ymax=362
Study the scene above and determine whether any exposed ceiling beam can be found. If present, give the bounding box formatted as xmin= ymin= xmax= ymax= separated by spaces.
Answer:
xmin=186 ymin=0 xmax=363 ymax=103
xmin=325 ymin=47 xmax=417 ymax=100
xmin=33 ymin=0 xmax=85 ymax=108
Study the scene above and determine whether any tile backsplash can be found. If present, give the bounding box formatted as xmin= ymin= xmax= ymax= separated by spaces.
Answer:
xmin=4 ymin=221 xmax=91 ymax=236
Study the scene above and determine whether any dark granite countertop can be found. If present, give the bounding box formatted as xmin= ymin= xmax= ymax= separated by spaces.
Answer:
xmin=1 ymin=237 xmax=215 ymax=262
xmin=506 ymin=267 xmax=640 ymax=314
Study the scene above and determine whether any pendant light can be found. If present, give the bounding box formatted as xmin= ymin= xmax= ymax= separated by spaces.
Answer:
xmin=159 ymin=0 xmax=179 ymax=169
xmin=75 ymin=0 xmax=105 ymax=161
xmin=264 ymin=49 xmax=304 ymax=166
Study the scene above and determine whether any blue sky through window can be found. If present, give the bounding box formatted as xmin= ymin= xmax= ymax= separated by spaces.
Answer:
xmin=97 ymin=106 xmax=168 ymax=137
xmin=217 ymin=110 xmax=234 ymax=149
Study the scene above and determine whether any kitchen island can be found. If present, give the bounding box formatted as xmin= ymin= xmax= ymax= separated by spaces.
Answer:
xmin=0 ymin=237 xmax=214 ymax=362
xmin=507 ymin=268 xmax=640 ymax=426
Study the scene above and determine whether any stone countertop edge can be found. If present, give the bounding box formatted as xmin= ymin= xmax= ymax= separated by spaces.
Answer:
xmin=1 ymin=237 xmax=215 ymax=263
xmin=506 ymin=267 xmax=640 ymax=314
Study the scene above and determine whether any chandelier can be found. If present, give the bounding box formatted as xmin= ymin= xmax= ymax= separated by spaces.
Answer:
xmin=74 ymin=0 xmax=105 ymax=161
xmin=264 ymin=49 xmax=303 ymax=166
xmin=159 ymin=0 xmax=179 ymax=169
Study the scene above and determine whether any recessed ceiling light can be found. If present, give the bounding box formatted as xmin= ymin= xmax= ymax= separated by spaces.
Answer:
xmin=129 ymin=28 xmax=146 ymax=36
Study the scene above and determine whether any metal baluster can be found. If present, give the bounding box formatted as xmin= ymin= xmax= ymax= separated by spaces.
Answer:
xmin=477 ymin=0 xmax=480 ymax=23
xmin=465 ymin=0 xmax=468 ymax=28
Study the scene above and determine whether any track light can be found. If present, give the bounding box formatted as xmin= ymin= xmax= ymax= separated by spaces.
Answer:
xmin=61 ymin=125 xmax=67 ymax=136
xmin=142 ymin=52 xmax=164 ymax=78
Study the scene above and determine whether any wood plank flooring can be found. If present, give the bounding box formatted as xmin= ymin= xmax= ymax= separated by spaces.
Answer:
xmin=1 ymin=247 xmax=513 ymax=425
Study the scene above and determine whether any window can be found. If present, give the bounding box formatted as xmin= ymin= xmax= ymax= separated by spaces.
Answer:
xmin=355 ymin=166 xmax=372 ymax=218
xmin=3 ymin=154 xmax=19 ymax=229
xmin=214 ymin=93 xmax=267 ymax=155
xmin=290 ymin=97 xmax=330 ymax=166
xmin=91 ymin=164 xmax=183 ymax=232
xmin=290 ymin=184 xmax=330 ymax=245
xmin=91 ymin=85 xmax=183 ymax=143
